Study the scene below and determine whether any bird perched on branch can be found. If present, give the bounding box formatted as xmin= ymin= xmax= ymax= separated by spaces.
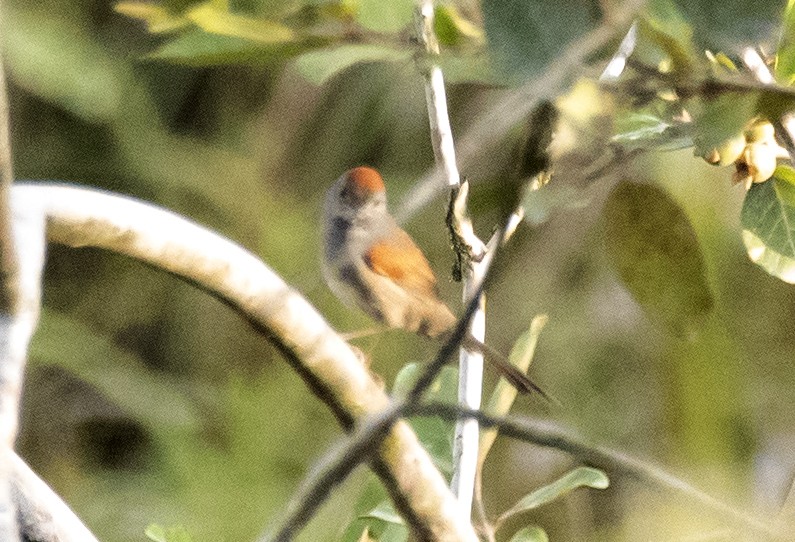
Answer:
xmin=321 ymin=166 xmax=547 ymax=397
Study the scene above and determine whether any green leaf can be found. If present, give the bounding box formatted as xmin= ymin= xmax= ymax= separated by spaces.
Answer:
xmin=434 ymin=5 xmax=484 ymax=47
xmin=145 ymin=524 xmax=193 ymax=542
xmin=500 ymin=467 xmax=609 ymax=522
xmin=361 ymin=500 xmax=404 ymax=525
xmin=777 ymin=0 xmax=795 ymax=84
xmin=482 ymin=0 xmax=600 ymax=79
xmin=741 ymin=165 xmax=795 ymax=283
xmin=692 ymin=92 xmax=757 ymax=158
xmin=392 ymin=363 xmax=457 ymax=474
xmin=148 ymin=27 xmax=307 ymax=65
xmin=294 ymin=44 xmax=410 ymax=85
xmin=509 ymin=526 xmax=549 ymax=542
xmin=480 ymin=316 xmax=547 ymax=466
xmin=115 ymin=2 xmax=191 ymax=33
xmin=356 ymin=0 xmax=414 ymax=33
xmin=186 ymin=1 xmax=297 ymax=43
xmin=602 ymin=181 xmax=714 ymax=338
xmin=379 ymin=522 xmax=409 ymax=542
xmin=637 ymin=0 xmax=696 ymax=75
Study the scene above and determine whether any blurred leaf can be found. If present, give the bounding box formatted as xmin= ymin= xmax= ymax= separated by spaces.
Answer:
xmin=613 ymin=113 xmax=670 ymax=143
xmin=3 ymin=12 xmax=122 ymax=123
xmin=361 ymin=500 xmax=403 ymax=525
xmin=741 ymin=165 xmax=795 ymax=283
xmin=392 ymin=363 xmax=457 ymax=473
xmin=499 ymin=467 xmax=609 ymax=523
xmin=186 ymin=1 xmax=297 ymax=43
xmin=480 ymin=315 xmax=547 ymax=466
xmin=294 ymin=44 xmax=410 ymax=85
xmin=148 ymin=27 xmax=306 ymax=65
xmin=434 ymin=4 xmax=484 ymax=47
xmin=145 ymin=524 xmax=193 ymax=542
xmin=114 ymin=3 xmax=191 ymax=33
xmin=692 ymin=93 xmax=757 ymax=167
xmin=30 ymin=309 xmax=200 ymax=435
xmin=509 ymin=526 xmax=549 ymax=542
xmin=602 ymin=180 xmax=714 ymax=338
xmin=679 ymin=0 xmax=785 ymax=50
xmin=638 ymin=0 xmax=696 ymax=75
xmin=356 ymin=0 xmax=414 ymax=33
xmin=777 ymin=0 xmax=795 ymax=84
xmin=482 ymin=0 xmax=601 ymax=79
xmin=437 ymin=53 xmax=501 ymax=84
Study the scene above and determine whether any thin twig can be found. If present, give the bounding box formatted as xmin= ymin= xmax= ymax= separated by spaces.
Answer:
xmin=396 ymin=0 xmax=647 ymax=223
xmin=18 ymin=183 xmax=478 ymax=542
xmin=414 ymin=0 xmax=485 ymax=518
xmin=409 ymin=403 xmax=782 ymax=539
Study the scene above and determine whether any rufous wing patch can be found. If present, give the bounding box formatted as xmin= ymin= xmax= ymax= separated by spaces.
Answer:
xmin=365 ymin=229 xmax=438 ymax=297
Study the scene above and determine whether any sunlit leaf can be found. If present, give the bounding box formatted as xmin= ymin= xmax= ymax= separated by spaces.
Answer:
xmin=482 ymin=0 xmax=600 ymax=79
xmin=356 ymin=0 xmax=414 ymax=33
xmin=148 ymin=27 xmax=306 ymax=65
xmin=186 ymin=1 xmax=297 ymax=43
xmin=777 ymin=0 xmax=795 ymax=84
xmin=361 ymin=500 xmax=404 ymax=525
xmin=145 ymin=524 xmax=193 ymax=542
xmin=509 ymin=526 xmax=549 ymax=542
xmin=602 ymin=181 xmax=714 ymax=338
xmin=741 ymin=165 xmax=795 ymax=283
xmin=613 ymin=113 xmax=670 ymax=143
xmin=435 ymin=4 xmax=484 ymax=47
xmin=480 ymin=316 xmax=547 ymax=466
xmin=500 ymin=467 xmax=609 ymax=522
xmin=294 ymin=44 xmax=410 ymax=85
xmin=114 ymin=2 xmax=190 ymax=33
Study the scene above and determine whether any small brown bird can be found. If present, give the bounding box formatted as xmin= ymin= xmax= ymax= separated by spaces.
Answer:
xmin=321 ymin=166 xmax=546 ymax=396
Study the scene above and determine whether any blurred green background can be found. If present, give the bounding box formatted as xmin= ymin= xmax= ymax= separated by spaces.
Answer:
xmin=4 ymin=0 xmax=795 ymax=540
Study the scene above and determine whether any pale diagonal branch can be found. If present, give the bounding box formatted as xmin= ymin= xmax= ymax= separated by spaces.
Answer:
xmin=16 ymin=182 xmax=478 ymax=542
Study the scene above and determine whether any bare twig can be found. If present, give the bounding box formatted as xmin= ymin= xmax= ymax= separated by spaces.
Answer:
xmin=397 ymin=0 xmax=646 ymax=223
xmin=16 ymin=183 xmax=478 ymax=542
xmin=415 ymin=0 xmax=485 ymax=518
xmin=410 ymin=403 xmax=781 ymax=539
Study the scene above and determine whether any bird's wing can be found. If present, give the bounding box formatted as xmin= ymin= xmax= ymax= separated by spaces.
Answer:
xmin=364 ymin=229 xmax=439 ymax=297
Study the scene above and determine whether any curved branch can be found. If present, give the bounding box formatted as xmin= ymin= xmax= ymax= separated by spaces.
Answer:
xmin=16 ymin=182 xmax=478 ymax=542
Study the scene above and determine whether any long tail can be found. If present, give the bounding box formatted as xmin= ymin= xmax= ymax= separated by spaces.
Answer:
xmin=461 ymin=334 xmax=555 ymax=403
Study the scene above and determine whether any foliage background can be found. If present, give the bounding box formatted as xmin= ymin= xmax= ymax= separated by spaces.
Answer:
xmin=4 ymin=0 xmax=795 ymax=540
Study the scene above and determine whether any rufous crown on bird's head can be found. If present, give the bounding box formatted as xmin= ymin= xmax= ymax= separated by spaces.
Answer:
xmin=340 ymin=166 xmax=386 ymax=207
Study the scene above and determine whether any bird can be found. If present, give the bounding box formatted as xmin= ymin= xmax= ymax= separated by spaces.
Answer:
xmin=321 ymin=166 xmax=548 ymax=397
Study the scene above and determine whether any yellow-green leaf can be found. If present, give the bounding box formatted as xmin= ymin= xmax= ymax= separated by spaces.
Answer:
xmin=186 ymin=1 xmax=296 ymax=43
xmin=115 ymin=2 xmax=190 ymax=33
